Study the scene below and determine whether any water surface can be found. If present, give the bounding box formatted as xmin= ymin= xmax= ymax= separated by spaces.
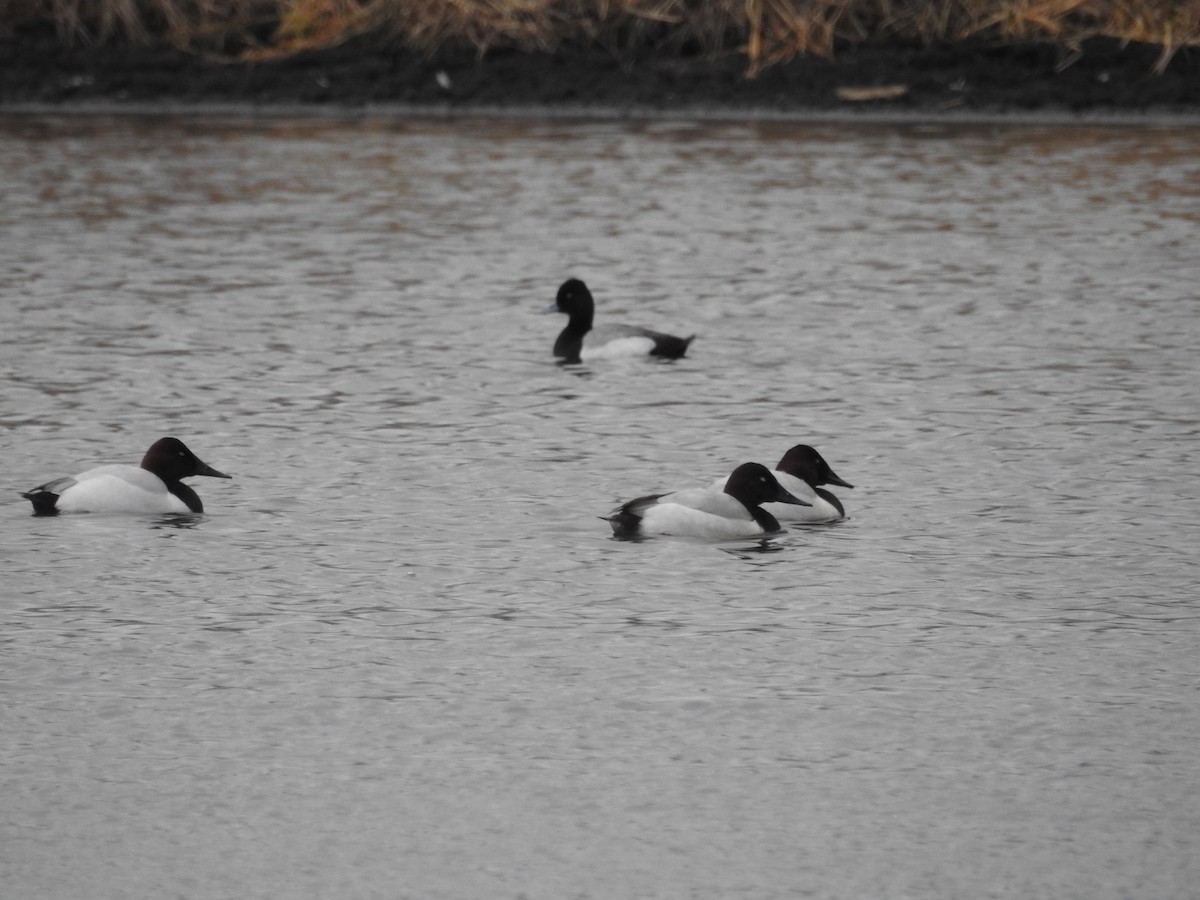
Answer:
xmin=2 ymin=113 xmax=1198 ymax=900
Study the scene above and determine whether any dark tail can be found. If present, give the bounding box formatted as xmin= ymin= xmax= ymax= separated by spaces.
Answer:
xmin=20 ymin=490 xmax=61 ymax=516
xmin=649 ymin=332 xmax=696 ymax=360
xmin=607 ymin=508 xmax=642 ymax=538
xmin=607 ymin=492 xmax=667 ymax=539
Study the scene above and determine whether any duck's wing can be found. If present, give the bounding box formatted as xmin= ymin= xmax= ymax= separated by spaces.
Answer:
xmin=660 ymin=487 xmax=751 ymax=520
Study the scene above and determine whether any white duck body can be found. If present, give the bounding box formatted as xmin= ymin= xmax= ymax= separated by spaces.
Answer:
xmin=634 ymin=488 xmax=764 ymax=539
xmin=609 ymin=462 xmax=809 ymax=540
xmin=576 ymin=324 xmax=665 ymax=361
xmin=44 ymin=465 xmax=195 ymax=514
xmin=21 ymin=437 xmax=231 ymax=515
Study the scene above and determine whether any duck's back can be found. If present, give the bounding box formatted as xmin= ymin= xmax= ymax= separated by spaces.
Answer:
xmin=665 ymin=487 xmax=753 ymax=520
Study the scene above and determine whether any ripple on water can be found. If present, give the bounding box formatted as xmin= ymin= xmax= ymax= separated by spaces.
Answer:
xmin=2 ymin=115 xmax=1199 ymax=900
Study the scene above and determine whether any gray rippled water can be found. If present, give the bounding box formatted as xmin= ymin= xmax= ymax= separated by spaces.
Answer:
xmin=2 ymin=113 xmax=1198 ymax=900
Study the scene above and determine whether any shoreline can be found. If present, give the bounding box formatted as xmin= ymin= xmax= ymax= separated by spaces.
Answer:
xmin=5 ymin=100 xmax=1200 ymax=128
xmin=3 ymin=29 xmax=1199 ymax=122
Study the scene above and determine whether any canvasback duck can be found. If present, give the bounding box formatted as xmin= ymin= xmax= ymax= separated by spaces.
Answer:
xmin=541 ymin=278 xmax=695 ymax=364
xmin=21 ymin=437 xmax=232 ymax=515
xmin=764 ymin=444 xmax=854 ymax=523
xmin=608 ymin=462 xmax=809 ymax=540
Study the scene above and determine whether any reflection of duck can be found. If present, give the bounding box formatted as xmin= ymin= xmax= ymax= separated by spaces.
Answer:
xmin=763 ymin=444 xmax=854 ymax=523
xmin=541 ymin=278 xmax=695 ymax=364
xmin=608 ymin=462 xmax=809 ymax=540
xmin=21 ymin=437 xmax=232 ymax=515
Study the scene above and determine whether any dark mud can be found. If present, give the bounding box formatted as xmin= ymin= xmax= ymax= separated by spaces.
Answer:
xmin=2 ymin=26 xmax=1198 ymax=117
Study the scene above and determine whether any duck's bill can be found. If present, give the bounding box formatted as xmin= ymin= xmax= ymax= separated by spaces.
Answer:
xmin=537 ymin=303 xmax=562 ymax=315
xmin=828 ymin=473 xmax=854 ymax=489
xmin=774 ymin=486 xmax=811 ymax=506
xmin=196 ymin=462 xmax=233 ymax=479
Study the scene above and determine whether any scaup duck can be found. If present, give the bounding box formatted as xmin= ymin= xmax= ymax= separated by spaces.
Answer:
xmin=21 ymin=437 xmax=232 ymax=515
xmin=764 ymin=444 xmax=854 ymax=523
xmin=608 ymin=462 xmax=809 ymax=539
xmin=541 ymin=278 xmax=695 ymax=364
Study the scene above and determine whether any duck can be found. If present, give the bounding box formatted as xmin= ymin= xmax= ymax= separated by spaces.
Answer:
xmin=540 ymin=278 xmax=695 ymax=364
xmin=763 ymin=444 xmax=854 ymax=523
xmin=20 ymin=437 xmax=232 ymax=515
xmin=608 ymin=462 xmax=809 ymax=540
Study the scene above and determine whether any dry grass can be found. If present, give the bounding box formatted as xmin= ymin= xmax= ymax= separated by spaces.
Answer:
xmin=3 ymin=0 xmax=1197 ymax=72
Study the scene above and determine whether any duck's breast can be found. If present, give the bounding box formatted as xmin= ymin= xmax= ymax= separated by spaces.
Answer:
xmin=762 ymin=471 xmax=842 ymax=523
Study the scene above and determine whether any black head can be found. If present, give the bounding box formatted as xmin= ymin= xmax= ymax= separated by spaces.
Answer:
xmin=141 ymin=437 xmax=232 ymax=483
xmin=552 ymin=278 xmax=596 ymax=318
xmin=722 ymin=462 xmax=810 ymax=509
xmin=776 ymin=444 xmax=853 ymax=489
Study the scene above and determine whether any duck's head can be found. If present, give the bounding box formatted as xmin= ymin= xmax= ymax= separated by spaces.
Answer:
xmin=540 ymin=278 xmax=595 ymax=319
xmin=724 ymin=462 xmax=810 ymax=509
xmin=777 ymin=445 xmax=853 ymax=489
xmin=141 ymin=437 xmax=232 ymax=483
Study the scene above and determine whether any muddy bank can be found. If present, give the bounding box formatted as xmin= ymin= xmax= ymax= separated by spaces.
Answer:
xmin=2 ymin=28 xmax=1198 ymax=117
